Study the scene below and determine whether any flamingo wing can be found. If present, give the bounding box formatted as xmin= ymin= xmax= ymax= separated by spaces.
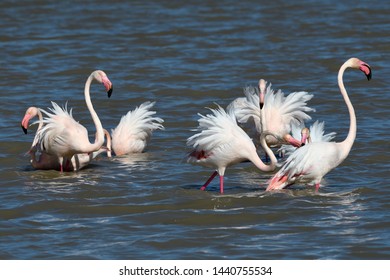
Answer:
xmin=111 ymin=101 xmax=164 ymax=155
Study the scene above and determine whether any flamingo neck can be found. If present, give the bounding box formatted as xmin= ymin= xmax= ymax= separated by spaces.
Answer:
xmin=260 ymin=107 xmax=266 ymax=131
xmin=251 ymin=131 xmax=277 ymax=172
xmin=84 ymin=74 xmax=104 ymax=152
xmin=36 ymin=109 xmax=44 ymax=131
xmin=31 ymin=108 xmax=44 ymax=148
xmin=337 ymin=62 xmax=356 ymax=158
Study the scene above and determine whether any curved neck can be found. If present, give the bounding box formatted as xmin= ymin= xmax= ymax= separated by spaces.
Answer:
xmin=250 ymin=131 xmax=277 ymax=172
xmin=84 ymin=74 xmax=104 ymax=151
xmin=37 ymin=109 xmax=44 ymax=131
xmin=337 ymin=62 xmax=356 ymax=155
xmin=31 ymin=109 xmax=44 ymax=148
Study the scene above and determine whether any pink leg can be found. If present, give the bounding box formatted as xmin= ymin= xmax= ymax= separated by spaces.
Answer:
xmin=219 ymin=175 xmax=224 ymax=194
xmin=200 ymin=171 xmax=218 ymax=191
xmin=315 ymin=183 xmax=320 ymax=192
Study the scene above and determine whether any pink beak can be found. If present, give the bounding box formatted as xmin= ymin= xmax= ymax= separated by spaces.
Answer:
xmin=287 ymin=136 xmax=302 ymax=148
xmin=21 ymin=114 xmax=32 ymax=134
xmin=259 ymin=92 xmax=265 ymax=109
xmin=300 ymin=133 xmax=308 ymax=145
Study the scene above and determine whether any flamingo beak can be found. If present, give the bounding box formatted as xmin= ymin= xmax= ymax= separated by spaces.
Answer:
xmin=301 ymin=133 xmax=308 ymax=145
xmin=21 ymin=114 xmax=31 ymax=134
xmin=360 ymin=63 xmax=372 ymax=81
xmin=107 ymin=85 xmax=113 ymax=98
xmin=286 ymin=135 xmax=302 ymax=148
xmin=101 ymin=77 xmax=113 ymax=98
xmin=259 ymin=92 xmax=265 ymax=109
xmin=21 ymin=124 xmax=28 ymax=134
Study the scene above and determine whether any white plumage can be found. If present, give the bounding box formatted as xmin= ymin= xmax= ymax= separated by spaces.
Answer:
xmin=267 ymin=57 xmax=372 ymax=191
xmin=232 ymin=79 xmax=315 ymax=148
xmin=111 ymin=101 xmax=164 ymax=156
xmin=278 ymin=120 xmax=336 ymax=157
xmin=187 ymin=104 xmax=277 ymax=194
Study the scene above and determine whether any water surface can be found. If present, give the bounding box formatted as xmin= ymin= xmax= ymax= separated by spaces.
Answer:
xmin=0 ymin=0 xmax=389 ymax=259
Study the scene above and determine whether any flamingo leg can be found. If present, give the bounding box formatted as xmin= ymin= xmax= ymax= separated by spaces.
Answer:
xmin=315 ymin=183 xmax=320 ymax=192
xmin=219 ymin=175 xmax=224 ymax=194
xmin=200 ymin=171 xmax=218 ymax=191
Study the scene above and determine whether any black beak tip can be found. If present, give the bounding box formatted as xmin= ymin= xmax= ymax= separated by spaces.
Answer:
xmin=260 ymin=102 xmax=264 ymax=110
xmin=107 ymin=86 xmax=113 ymax=98
xmin=21 ymin=125 xmax=27 ymax=134
xmin=366 ymin=72 xmax=372 ymax=81
xmin=364 ymin=64 xmax=372 ymax=81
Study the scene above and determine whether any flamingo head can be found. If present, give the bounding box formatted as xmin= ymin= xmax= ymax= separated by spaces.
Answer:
xmin=21 ymin=107 xmax=39 ymax=134
xmin=94 ymin=70 xmax=113 ymax=98
xmin=300 ymin=127 xmax=310 ymax=146
xmin=348 ymin=58 xmax=372 ymax=81
xmin=258 ymin=79 xmax=266 ymax=109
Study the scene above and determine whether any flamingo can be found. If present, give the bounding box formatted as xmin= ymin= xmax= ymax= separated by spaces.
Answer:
xmin=21 ymin=106 xmax=61 ymax=170
xmin=110 ymin=101 xmax=164 ymax=156
xmin=233 ymin=79 xmax=314 ymax=148
xmin=277 ymin=120 xmax=336 ymax=157
xmin=187 ymin=104 xmax=278 ymax=194
xmin=35 ymin=70 xmax=113 ymax=172
xmin=21 ymin=106 xmax=111 ymax=171
xmin=266 ymin=57 xmax=372 ymax=191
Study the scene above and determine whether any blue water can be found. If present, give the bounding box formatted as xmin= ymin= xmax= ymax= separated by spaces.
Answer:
xmin=0 ymin=0 xmax=389 ymax=259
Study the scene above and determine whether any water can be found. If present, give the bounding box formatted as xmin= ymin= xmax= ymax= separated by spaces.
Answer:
xmin=0 ymin=0 xmax=389 ymax=259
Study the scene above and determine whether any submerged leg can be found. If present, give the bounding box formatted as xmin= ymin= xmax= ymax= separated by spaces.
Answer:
xmin=200 ymin=171 xmax=218 ymax=191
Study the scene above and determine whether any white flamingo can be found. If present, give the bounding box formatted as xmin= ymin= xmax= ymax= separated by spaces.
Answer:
xmin=21 ymin=106 xmax=111 ymax=171
xmin=21 ymin=106 xmax=60 ymax=170
xmin=187 ymin=104 xmax=278 ymax=194
xmin=110 ymin=101 xmax=164 ymax=156
xmin=35 ymin=70 xmax=113 ymax=172
xmin=266 ymin=57 xmax=372 ymax=191
xmin=233 ymin=79 xmax=314 ymax=148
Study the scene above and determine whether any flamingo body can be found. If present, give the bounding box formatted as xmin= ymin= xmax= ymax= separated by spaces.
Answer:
xmin=111 ymin=101 xmax=164 ymax=156
xmin=233 ymin=80 xmax=315 ymax=147
xmin=187 ymin=105 xmax=277 ymax=193
xmin=22 ymin=106 xmax=111 ymax=171
xmin=35 ymin=70 xmax=113 ymax=171
xmin=267 ymin=57 xmax=372 ymax=191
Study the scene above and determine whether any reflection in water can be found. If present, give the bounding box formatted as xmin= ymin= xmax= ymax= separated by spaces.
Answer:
xmin=112 ymin=153 xmax=151 ymax=170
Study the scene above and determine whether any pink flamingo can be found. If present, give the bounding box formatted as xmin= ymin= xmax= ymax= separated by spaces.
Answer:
xmin=21 ymin=107 xmax=61 ymax=170
xmin=266 ymin=57 xmax=372 ymax=191
xmin=35 ymin=70 xmax=113 ymax=172
xmin=110 ymin=101 xmax=164 ymax=156
xmin=232 ymin=79 xmax=313 ymax=149
xmin=21 ymin=106 xmax=111 ymax=171
xmin=187 ymin=104 xmax=278 ymax=194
